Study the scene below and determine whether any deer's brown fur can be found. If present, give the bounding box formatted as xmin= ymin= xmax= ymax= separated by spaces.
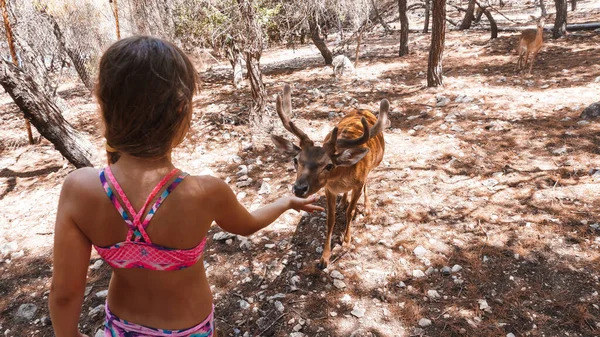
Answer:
xmin=271 ymin=84 xmax=388 ymax=268
xmin=516 ymin=17 xmax=545 ymax=74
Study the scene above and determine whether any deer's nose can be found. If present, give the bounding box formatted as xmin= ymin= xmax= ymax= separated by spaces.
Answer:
xmin=293 ymin=183 xmax=309 ymax=197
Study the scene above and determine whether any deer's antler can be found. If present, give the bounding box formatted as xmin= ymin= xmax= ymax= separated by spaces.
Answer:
xmin=335 ymin=99 xmax=390 ymax=149
xmin=276 ymin=84 xmax=313 ymax=147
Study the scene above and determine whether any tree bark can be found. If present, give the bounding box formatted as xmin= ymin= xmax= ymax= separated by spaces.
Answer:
xmin=459 ymin=0 xmax=476 ymax=30
xmin=39 ymin=11 xmax=94 ymax=91
xmin=309 ymin=15 xmax=333 ymax=65
xmin=0 ymin=61 xmax=94 ymax=168
xmin=539 ymin=0 xmax=548 ymax=16
xmin=553 ymin=0 xmax=568 ymax=38
xmin=111 ymin=0 xmax=121 ymax=39
xmin=245 ymin=52 xmax=266 ymax=125
xmin=423 ymin=0 xmax=431 ymax=33
xmin=372 ymin=0 xmax=392 ymax=34
xmin=571 ymin=0 xmax=576 ymax=10
xmin=480 ymin=7 xmax=498 ymax=39
xmin=1 ymin=0 xmax=34 ymax=145
xmin=398 ymin=0 xmax=409 ymax=56
xmin=427 ymin=0 xmax=446 ymax=87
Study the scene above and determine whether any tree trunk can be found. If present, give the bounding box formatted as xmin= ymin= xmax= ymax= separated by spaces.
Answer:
xmin=355 ymin=28 xmax=363 ymax=68
xmin=474 ymin=6 xmax=484 ymax=23
xmin=459 ymin=0 xmax=476 ymax=30
xmin=225 ymin=39 xmax=244 ymax=88
xmin=571 ymin=0 xmax=576 ymax=10
xmin=372 ymin=0 xmax=392 ymax=34
xmin=398 ymin=0 xmax=409 ymax=56
xmin=423 ymin=0 xmax=431 ymax=33
xmin=480 ymin=7 xmax=498 ymax=39
xmin=39 ymin=10 xmax=94 ymax=91
xmin=0 ymin=61 xmax=94 ymax=168
xmin=427 ymin=0 xmax=446 ymax=87
xmin=553 ymin=0 xmax=568 ymax=38
xmin=111 ymin=0 xmax=121 ymax=39
xmin=1 ymin=0 xmax=34 ymax=145
xmin=539 ymin=0 xmax=548 ymax=17
xmin=309 ymin=16 xmax=333 ymax=65
xmin=245 ymin=52 xmax=266 ymax=125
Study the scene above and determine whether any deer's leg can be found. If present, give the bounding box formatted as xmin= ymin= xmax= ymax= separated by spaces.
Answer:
xmin=516 ymin=49 xmax=523 ymax=72
xmin=523 ymin=51 xmax=530 ymax=72
xmin=363 ymin=183 xmax=372 ymax=217
xmin=341 ymin=191 xmax=351 ymax=208
xmin=528 ymin=51 xmax=538 ymax=74
xmin=319 ymin=189 xmax=337 ymax=269
xmin=343 ymin=184 xmax=364 ymax=245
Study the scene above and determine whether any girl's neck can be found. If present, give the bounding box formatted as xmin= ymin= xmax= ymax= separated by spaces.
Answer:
xmin=111 ymin=152 xmax=176 ymax=177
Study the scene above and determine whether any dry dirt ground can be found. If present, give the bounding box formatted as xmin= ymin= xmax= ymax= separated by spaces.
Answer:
xmin=2 ymin=2 xmax=600 ymax=337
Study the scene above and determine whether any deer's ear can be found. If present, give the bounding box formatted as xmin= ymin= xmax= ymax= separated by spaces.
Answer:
xmin=271 ymin=135 xmax=301 ymax=156
xmin=333 ymin=148 xmax=370 ymax=167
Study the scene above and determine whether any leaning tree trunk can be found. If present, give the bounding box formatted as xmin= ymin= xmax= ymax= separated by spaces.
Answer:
xmin=111 ymin=0 xmax=121 ymax=39
xmin=571 ymin=0 xmax=576 ymax=10
xmin=539 ymin=0 xmax=548 ymax=16
xmin=40 ymin=11 xmax=94 ymax=91
xmin=398 ymin=0 xmax=409 ymax=56
xmin=309 ymin=15 xmax=333 ymax=65
xmin=459 ymin=0 xmax=476 ymax=30
xmin=0 ymin=61 xmax=94 ymax=168
xmin=553 ymin=0 xmax=568 ymax=38
xmin=1 ymin=0 xmax=34 ymax=145
xmin=423 ymin=0 xmax=431 ymax=33
xmin=225 ymin=39 xmax=244 ymax=88
xmin=245 ymin=52 xmax=266 ymax=125
xmin=479 ymin=6 xmax=498 ymax=39
xmin=427 ymin=0 xmax=446 ymax=87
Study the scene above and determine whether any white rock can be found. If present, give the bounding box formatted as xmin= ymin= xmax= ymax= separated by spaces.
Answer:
xmin=88 ymin=304 xmax=105 ymax=317
xmin=265 ymin=243 xmax=276 ymax=249
xmin=258 ymin=182 xmax=271 ymax=195
xmin=333 ymin=279 xmax=346 ymax=289
xmin=506 ymin=333 xmax=516 ymax=337
xmin=239 ymin=300 xmax=250 ymax=309
xmin=351 ymin=305 xmax=366 ymax=318
xmin=275 ymin=300 xmax=284 ymax=312
xmin=478 ymin=299 xmax=492 ymax=313
xmin=95 ymin=290 xmax=108 ymax=298
xmin=427 ymin=290 xmax=441 ymax=299
xmin=451 ymin=264 xmax=463 ymax=273
xmin=413 ymin=246 xmax=428 ymax=257
xmin=293 ymin=324 xmax=303 ymax=331
xmin=418 ymin=318 xmax=432 ymax=327
xmin=213 ymin=232 xmax=235 ymax=241
xmin=267 ymin=293 xmax=286 ymax=301
xmin=94 ymin=329 xmax=104 ymax=337
xmin=10 ymin=250 xmax=24 ymax=259
xmin=330 ymin=270 xmax=344 ymax=279
xmin=236 ymin=165 xmax=248 ymax=176
xmin=290 ymin=333 xmax=305 ymax=337
xmin=90 ymin=259 xmax=104 ymax=270
xmin=15 ymin=303 xmax=37 ymax=321
xmin=0 ymin=241 xmax=18 ymax=257
xmin=412 ymin=270 xmax=425 ymax=278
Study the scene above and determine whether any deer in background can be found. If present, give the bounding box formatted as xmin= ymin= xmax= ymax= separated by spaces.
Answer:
xmin=271 ymin=84 xmax=388 ymax=268
xmin=515 ymin=16 xmax=546 ymax=74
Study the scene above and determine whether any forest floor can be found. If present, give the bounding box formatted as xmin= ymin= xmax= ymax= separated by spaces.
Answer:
xmin=2 ymin=2 xmax=600 ymax=337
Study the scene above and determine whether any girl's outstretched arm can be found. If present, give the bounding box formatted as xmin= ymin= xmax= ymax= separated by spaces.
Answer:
xmin=49 ymin=172 xmax=92 ymax=337
xmin=203 ymin=177 xmax=323 ymax=236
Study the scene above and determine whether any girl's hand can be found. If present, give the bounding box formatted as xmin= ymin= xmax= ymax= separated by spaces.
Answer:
xmin=287 ymin=195 xmax=324 ymax=213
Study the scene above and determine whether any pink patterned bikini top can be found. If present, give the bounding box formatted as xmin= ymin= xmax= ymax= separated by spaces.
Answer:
xmin=94 ymin=167 xmax=206 ymax=271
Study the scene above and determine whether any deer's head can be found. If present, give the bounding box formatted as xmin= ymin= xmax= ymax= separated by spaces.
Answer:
xmin=271 ymin=85 xmax=386 ymax=198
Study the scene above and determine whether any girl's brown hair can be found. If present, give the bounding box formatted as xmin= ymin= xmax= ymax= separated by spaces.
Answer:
xmin=96 ymin=36 xmax=197 ymax=164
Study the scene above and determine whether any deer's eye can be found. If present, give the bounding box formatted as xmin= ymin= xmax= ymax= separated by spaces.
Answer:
xmin=325 ymin=163 xmax=334 ymax=171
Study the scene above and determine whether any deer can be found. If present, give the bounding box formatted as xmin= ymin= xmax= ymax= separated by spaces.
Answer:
xmin=515 ymin=16 xmax=546 ymax=74
xmin=271 ymin=84 xmax=388 ymax=268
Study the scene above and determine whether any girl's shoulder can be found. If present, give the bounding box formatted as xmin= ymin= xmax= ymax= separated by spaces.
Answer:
xmin=185 ymin=174 xmax=232 ymax=199
xmin=62 ymin=167 xmax=101 ymax=191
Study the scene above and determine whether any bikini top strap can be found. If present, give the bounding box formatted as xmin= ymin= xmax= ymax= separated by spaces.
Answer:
xmin=140 ymin=172 xmax=189 ymax=228
xmin=99 ymin=168 xmax=136 ymax=232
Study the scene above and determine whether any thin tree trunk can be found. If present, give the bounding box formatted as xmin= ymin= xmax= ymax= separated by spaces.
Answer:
xmin=309 ymin=15 xmax=333 ymax=65
xmin=398 ymin=0 xmax=409 ymax=56
xmin=355 ymin=28 xmax=363 ymax=68
xmin=111 ymin=0 xmax=121 ymax=39
xmin=474 ymin=6 xmax=483 ymax=23
xmin=539 ymin=0 xmax=548 ymax=17
xmin=1 ymin=0 xmax=34 ymax=145
xmin=372 ymin=0 xmax=392 ymax=34
xmin=0 ymin=61 xmax=94 ymax=168
xmin=571 ymin=0 xmax=576 ymax=10
xmin=423 ymin=0 xmax=431 ymax=33
xmin=553 ymin=0 xmax=568 ymax=38
xmin=225 ymin=39 xmax=244 ymax=88
xmin=480 ymin=7 xmax=498 ymax=39
xmin=39 ymin=10 xmax=94 ymax=91
xmin=459 ymin=0 xmax=476 ymax=30
xmin=245 ymin=52 xmax=266 ymax=125
xmin=427 ymin=0 xmax=446 ymax=87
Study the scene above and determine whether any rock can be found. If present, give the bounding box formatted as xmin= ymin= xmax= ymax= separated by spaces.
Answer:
xmin=413 ymin=246 xmax=428 ymax=257
xmin=334 ymin=102 xmax=344 ymax=109
xmin=425 ymin=267 xmax=435 ymax=275
xmin=256 ymin=317 xmax=269 ymax=330
xmin=436 ymin=96 xmax=450 ymax=107
xmin=412 ymin=270 xmax=425 ymax=278
xmin=351 ymin=305 xmax=366 ymax=318
xmin=455 ymin=94 xmax=474 ymax=103
xmin=40 ymin=316 xmax=51 ymax=326
xmin=16 ymin=303 xmax=37 ymax=321
xmin=328 ymin=111 xmax=337 ymax=118
xmin=275 ymin=300 xmax=284 ymax=312
xmin=10 ymin=250 xmax=24 ymax=259
xmin=451 ymin=264 xmax=463 ymax=273
xmin=333 ymin=279 xmax=346 ymax=289
xmin=88 ymin=304 xmax=105 ymax=317
xmin=350 ymin=329 xmax=374 ymax=337
xmin=578 ymin=120 xmax=591 ymax=125
xmin=236 ymin=192 xmax=247 ymax=200
xmin=0 ymin=241 xmax=18 ymax=257
xmin=239 ymin=300 xmax=250 ymax=309
xmin=506 ymin=333 xmax=516 ymax=337
xmin=236 ymin=165 xmax=248 ymax=176
xmin=264 ymin=243 xmax=275 ymax=249
xmin=90 ymin=259 xmax=104 ymax=270
xmin=441 ymin=266 xmax=452 ymax=275
xmin=418 ymin=318 xmax=432 ymax=327
xmin=595 ymin=76 xmax=600 ymax=83
xmin=407 ymin=129 xmax=416 ymax=135
xmin=239 ymin=238 xmax=252 ymax=250
xmin=478 ymin=299 xmax=492 ymax=313
xmin=290 ymin=333 xmax=305 ymax=337
xmin=267 ymin=293 xmax=286 ymax=301
xmin=95 ymin=290 xmax=108 ymax=298
xmin=213 ymin=232 xmax=236 ymax=241
xmin=236 ymin=179 xmax=253 ymax=188
xmin=289 ymin=275 xmax=301 ymax=290
xmin=450 ymin=124 xmax=464 ymax=133
xmin=397 ymin=281 xmax=406 ymax=288
xmin=95 ymin=329 xmax=104 ymax=337
xmin=230 ymin=155 xmax=243 ymax=164
xmin=293 ymin=324 xmax=303 ymax=331
xmin=330 ymin=270 xmax=344 ymax=279
xmin=258 ymin=182 xmax=271 ymax=195
xmin=551 ymin=146 xmax=568 ymax=155
xmin=581 ymin=102 xmax=600 ymax=120
xmin=427 ymin=290 xmax=441 ymax=299
xmin=413 ymin=125 xmax=424 ymax=131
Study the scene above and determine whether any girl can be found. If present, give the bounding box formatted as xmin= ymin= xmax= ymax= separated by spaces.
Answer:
xmin=48 ymin=36 xmax=322 ymax=337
